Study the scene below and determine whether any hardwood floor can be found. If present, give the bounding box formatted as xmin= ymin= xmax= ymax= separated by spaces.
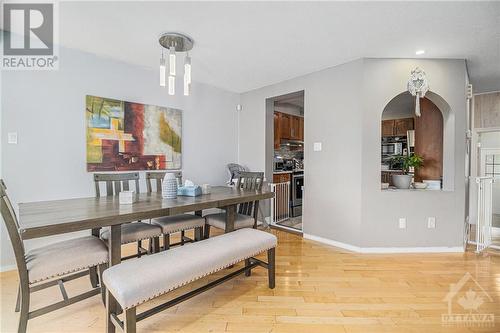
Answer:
xmin=1 ymin=229 xmax=500 ymax=333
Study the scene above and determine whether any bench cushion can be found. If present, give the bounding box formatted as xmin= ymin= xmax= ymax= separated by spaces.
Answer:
xmin=205 ymin=213 xmax=255 ymax=230
xmin=151 ymin=214 xmax=205 ymax=234
xmin=101 ymin=222 xmax=162 ymax=244
xmin=102 ymin=228 xmax=277 ymax=309
xmin=26 ymin=236 xmax=109 ymax=284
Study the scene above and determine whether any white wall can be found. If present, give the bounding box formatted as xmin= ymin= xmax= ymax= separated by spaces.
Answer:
xmin=360 ymin=59 xmax=466 ymax=248
xmin=1 ymin=47 xmax=239 ymax=270
xmin=239 ymin=58 xmax=467 ymax=249
xmin=241 ymin=60 xmax=364 ymax=245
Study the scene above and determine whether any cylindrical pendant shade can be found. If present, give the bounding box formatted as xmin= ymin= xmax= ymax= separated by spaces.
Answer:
xmin=169 ymin=46 xmax=176 ymax=76
xmin=168 ymin=75 xmax=175 ymax=95
xmin=159 ymin=58 xmax=166 ymax=87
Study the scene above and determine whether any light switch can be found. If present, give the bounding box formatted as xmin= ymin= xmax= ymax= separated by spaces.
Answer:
xmin=427 ymin=217 xmax=436 ymax=229
xmin=8 ymin=132 xmax=18 ymax=144
xmin=399 ymin=218 xmax=406 ymax=229
xmin=313 ymin=142 xmax=322 ymax=151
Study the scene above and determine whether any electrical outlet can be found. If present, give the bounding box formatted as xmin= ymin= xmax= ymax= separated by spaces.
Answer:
xmin=427 ymin=217 xmax=436 ymax=229
xmin=399 ymin=218 xmax=406 ymax=229
xmin=8 ymin=132 xmax=18 ymax=144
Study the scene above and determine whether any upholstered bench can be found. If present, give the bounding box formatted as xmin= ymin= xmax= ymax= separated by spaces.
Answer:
xmin=102 ymin=228 xmax=277 ymax=333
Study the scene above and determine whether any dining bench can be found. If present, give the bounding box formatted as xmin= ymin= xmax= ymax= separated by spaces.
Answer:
xmin=102 ymin=228 xmax=277 ymax=333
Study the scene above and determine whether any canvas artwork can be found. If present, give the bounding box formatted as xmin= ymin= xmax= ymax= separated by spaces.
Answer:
xmin=86 ymin=95 xmax=182 ymax=171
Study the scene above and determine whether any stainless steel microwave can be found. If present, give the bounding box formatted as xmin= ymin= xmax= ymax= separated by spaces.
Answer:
xmin=382 ymin=142 xmax=403 ymax=155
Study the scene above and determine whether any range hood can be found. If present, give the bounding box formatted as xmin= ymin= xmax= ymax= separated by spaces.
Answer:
xmin=280 ymin=139 xmax=304 ymax=147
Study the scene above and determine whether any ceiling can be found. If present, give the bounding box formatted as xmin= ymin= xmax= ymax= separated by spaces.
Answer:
xmin=60 ymin=1 xmax=500 ymax=93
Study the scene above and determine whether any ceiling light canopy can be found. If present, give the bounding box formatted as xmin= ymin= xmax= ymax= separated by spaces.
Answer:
xmin=158 ymin=32 xmax=194 ymax=96
xmin=415 ymin=50 xmax=425 ymax=55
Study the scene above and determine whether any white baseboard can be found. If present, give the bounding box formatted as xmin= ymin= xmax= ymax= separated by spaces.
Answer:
xmin=0 ymin=264 xmax=16 ymax=273
xmin=303 ymin=234 xmax=464 ymax=254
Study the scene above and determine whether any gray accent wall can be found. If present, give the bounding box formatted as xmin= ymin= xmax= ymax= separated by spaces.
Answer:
xmin=1 ymin=47 xmax=239 ymax=270
xmin=240 ymin=58 xmax=467 ymax=249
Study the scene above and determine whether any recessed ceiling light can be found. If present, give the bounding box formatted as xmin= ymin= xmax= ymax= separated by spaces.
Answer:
xmin=415 ymin=50 xmax=425 ymax=55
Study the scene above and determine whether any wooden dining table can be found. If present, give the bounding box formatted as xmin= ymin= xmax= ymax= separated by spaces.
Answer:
xmin=18 ymin=185 xmax=273 ymax=332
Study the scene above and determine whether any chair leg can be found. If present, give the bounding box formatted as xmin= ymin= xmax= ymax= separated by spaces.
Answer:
xmin=137 ymin=240 xmax=142 ymax=258
xmin=15 ymin=284 xmax=20 ymax=312
xmin=124 ymin=307 xmax=137 ymax=333
xmin=181 ymin=230 xmax=185 ymax=245
xmin=194 ymin=227 xmax=203 ymax=241
xmin=204 ymin=225 xmax=210 ymax=239
xmin=152 ymin=237 xmax=160 ymax=253
xmin=267 ymin=248 xmax=275 ymax=289
xmin=244 ymin=259 xmax=251 ymax=277
xmin=164 ymin=234 xmax=170 ymax=250
xmin=98 ymin=264 xmax=107 ymax=305
xmin=89 ymin=266 xmax=99 ymax=288
xmin=106 ymin=291 xmax=117 ymax=333
xmin=18 ymin=285 xmax=29 ymax=333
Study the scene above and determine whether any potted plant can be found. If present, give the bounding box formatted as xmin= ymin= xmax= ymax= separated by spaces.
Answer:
xmin=390 ymin=154 xmax=424 ymax=189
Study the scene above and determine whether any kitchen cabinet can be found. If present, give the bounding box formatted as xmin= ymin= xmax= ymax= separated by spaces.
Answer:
xmin=394 ymin=118 xmax=414 ymax=136
xmin=381 ymin=118 xmax=414 ymax=137
xmin=280 ymin=113 xmax=291 ymax=140
xmin=274 ymin=113 xmax=281 ymax=149
xmin=298 ymin=117 xmax=304 ymax=141
xmin=290 ymin=116 xmax=301 ymax=140
xmin=382 ymin=120 xmax=395 ymax=137
xmin=273 ymin=173 xmax=291 ymax=183
xmin=274 ymin=112 xmax=304 ymax=145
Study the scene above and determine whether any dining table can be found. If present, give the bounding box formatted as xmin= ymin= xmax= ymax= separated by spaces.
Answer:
xmin=17 ymin=185 xmax=273 ymax=332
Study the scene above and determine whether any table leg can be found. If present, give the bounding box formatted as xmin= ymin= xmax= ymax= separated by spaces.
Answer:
xmin=106 ymin=224 xmax=121 ymax=333
xmin=225 ymin=205 xmax=236 ymax=233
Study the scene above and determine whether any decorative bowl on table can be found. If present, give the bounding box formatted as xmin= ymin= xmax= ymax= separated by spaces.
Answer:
xmin=413 ymin=182 xmax=428 ymax=189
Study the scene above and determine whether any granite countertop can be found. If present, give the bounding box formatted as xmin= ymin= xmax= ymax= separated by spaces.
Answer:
xmin=273 ymin=170 xmax=293 ymax=174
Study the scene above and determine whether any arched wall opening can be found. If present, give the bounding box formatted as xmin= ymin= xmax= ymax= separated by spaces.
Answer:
xmin=380 ymin=91 xmax=454 ymax=191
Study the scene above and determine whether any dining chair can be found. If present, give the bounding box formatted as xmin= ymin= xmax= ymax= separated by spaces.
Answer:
xmin=145 ymin=171 xmax=205 ymax=250
xmin=93 ymin=173 xmax=162 ymax=258
xmin=0 ymin=180 xmax=108 ymax=333
xmin=204 ymin=171 xmax=264 ymax=238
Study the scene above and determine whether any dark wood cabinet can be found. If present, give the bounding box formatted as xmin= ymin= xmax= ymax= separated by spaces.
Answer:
xmin=382 ymin=118 xmax=414 ymax=137
xmin=273 ymin=173 xmax=291 ymax=183
xmin=298 ymin=117 xmax=304 ymax=141
xmin=274 ymin=113 xmax=281 ymax=149
xmin=290 ymin=116 xmax=301 ymax=140
xmin=382 ymin=120 xmax=395 ymax=136
xmin=274 ymin=112 xmax=304 ymax=145
xmin=280 ymin=113 xmax=291 ymax=140
xmin=394 ymin=118 xmax=414 ymax=136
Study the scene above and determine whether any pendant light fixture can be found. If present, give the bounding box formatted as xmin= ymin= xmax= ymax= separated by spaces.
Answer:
xmin=158 ymin=32 xmax=194 ymax=96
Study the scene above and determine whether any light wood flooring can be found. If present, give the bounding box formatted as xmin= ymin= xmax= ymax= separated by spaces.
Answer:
xmin=1 ymin=229 xmax=500 ymax=333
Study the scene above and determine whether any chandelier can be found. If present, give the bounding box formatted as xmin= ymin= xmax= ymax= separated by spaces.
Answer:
xmin=159 ymin=32 xmax=193 ymax=96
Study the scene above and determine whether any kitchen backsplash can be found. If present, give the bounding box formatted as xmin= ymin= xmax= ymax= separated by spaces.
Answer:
xmin=275 ymin=145 xmax=304 ymax=160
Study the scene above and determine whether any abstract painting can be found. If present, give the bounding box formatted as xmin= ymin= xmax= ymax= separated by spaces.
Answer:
xmin=86 ymin=95 xmax=182 ymax=171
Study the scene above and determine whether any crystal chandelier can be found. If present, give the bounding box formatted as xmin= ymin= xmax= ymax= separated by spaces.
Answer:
xmin=159 ymin=32 xmax=193 ymax=96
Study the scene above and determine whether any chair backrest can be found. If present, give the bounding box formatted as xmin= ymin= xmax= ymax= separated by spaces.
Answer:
xmin=145 ymin=171 xmax=183 ymax=193
xmin=235 ymin=172 xmax=264 ymax=216
xmin=227 ymin=163 xmax=247 ymax=185
xmin=93 ymin=173 xmax=140 ymax=197
xmin=0 ymin=180 xmax=29 ymax=282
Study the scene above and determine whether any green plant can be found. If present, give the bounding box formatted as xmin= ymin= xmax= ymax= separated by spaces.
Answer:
xmin=391 ymin=154 xmax=424 ymax=174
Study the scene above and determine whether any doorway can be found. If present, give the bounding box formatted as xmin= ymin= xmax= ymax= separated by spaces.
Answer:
xmin=265 ymin=91 xmax=304 ymax=233
xmin=470 ymin=130 xmax=500 ymax=250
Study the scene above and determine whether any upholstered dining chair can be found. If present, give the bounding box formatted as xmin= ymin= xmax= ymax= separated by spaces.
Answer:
xmin=145 ymin=171 xmax=205 ymax=250
xmin=204 ymin=171 xmax=264 ymax=238
xmin=0 ymin=180 xmax=108 ymax=333
xmin=93 ymin=173 xmax=162 ymax=258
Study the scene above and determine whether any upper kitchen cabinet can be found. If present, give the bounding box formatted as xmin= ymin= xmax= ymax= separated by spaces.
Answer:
xmin=382 ymin=119 xmax=395 ymax=137
xmin=274 ymin=112 xmax=281 ymax=149
xmin=381 ymin=118 xmax=414 ymax=137
xmin=280 ymin=112 xmax=291 ymax=140
xmin=274 ymin=112 xmax=304 ymax=145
